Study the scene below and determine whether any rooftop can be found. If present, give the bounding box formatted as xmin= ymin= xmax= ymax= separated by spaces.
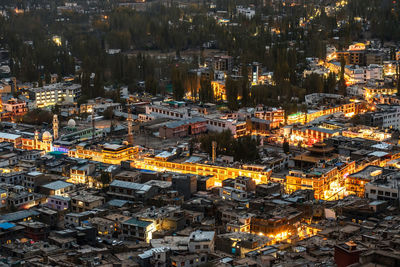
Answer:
xmin=72 ymin=194 xmax=104 ymax=203
xmin=123 ymin=217 xmax=152 ymax=228
xmin=42 ymin=180 xmax=73 ymax=191
xmin=189 ymin=230 xmax=215 ymax=241
xmin=0 ymin=132 xmax=21 ymax=140
xmin=0 ymin=210 xmax=39 ymax=222
xmin=349 ymin=165 xmax=383 ymax=180
xmin=110 ymin=180 xmax=152 ymax=192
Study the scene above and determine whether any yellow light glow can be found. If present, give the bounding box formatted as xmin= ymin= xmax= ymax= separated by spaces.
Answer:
xmin=52 ymin=36 xmax=62 ymax=46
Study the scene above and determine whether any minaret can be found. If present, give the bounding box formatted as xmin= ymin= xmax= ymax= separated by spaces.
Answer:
xmin=127 ymin=108 xmax=134 ymax=145
xmin=34 ymin=130 xmax=39 ymax=149
xmin=53 ymin=115 xmax=59 ymax=140
xmin=212 ymin=141 xmax=217 ymax=163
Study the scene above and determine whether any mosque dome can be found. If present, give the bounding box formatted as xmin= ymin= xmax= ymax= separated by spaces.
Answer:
xmin=67 ymin=119 xmax=76 ymax=128
xmin=42 ymin=131 xmax=52 ymax=140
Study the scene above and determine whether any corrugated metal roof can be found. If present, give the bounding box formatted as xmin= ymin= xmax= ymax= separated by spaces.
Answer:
xmin=110 ymin=180 xmax=151 ymax=192
xmin=42 ymin=180 xmax=73 ymax=190
xmin=0 ymin=132 xmax=21 ymax=140
xmin=0 ymin=210 xmax=39 ymax=222
xmin=123 ymin=217 xmax=152 ymax=227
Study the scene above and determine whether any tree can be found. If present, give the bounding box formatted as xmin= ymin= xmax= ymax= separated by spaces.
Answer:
xmin=145 ymin=75 xmax=158 ymax=95
xmin=45 ymin=72 xmax=51 ymax=85
xmin=171 ymin=66 xmax=185 ymax=100
xmin=283 ymin=140 xmax=290 ymax=154
xmin=324 ymin=72 xmax=336 ymax=94
xmin=199 ymin=77 xmax=213 ymax=103
xmin=338 ymin=57 xmax=347 ymax=95
xmin=198 ymin=131 xmax=260 ymax=163
xmin=189 ymin=138 xmax=195 ymax=156
xmin=93 ymin=71 xmax=105 ymax=97
xmin=103 ymin=107 xmax=114 ymax=120
xmin=303 ymin=74 xmax=324 ymax=94
xmin=225 ymin=76 xmax=239 ymax=110
xmin=186 ymin=71 xmax=199 ymax=100
xmin=241 ymin=66 xmax=250 ymax=107
xmin=100 ymin=172 xmax=111 ymax=187
xmin=22 ymin=109 xmax=53 ymax=125
xmin=338 ymin=77 xmax=347 ymax=96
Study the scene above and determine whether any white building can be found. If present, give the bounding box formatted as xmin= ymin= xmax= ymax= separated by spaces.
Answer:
xmin=144 ymin=104 xmax=247 ymax=137
xmin=236 ymin=6 xmax=255 ymax=19
xmin=219 ymin=186 xmax=248 ymax=201
xmin=30 ymin=83 xmax=81 ymax=108
xmin=374 ymin=105 xmax=400 ymax=130
xmin=365 ymin=177 xmax=400 ymax=204
xmin=188 ymin=230 xmax=215 ymax=253
xmin=346 ymin=64 xmax=383 ymax=84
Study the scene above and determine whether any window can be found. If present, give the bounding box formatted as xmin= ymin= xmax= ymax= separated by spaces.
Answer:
xmin=378 ymin=191 xmax=383 ymax=195
xmin=385 ymin=192 xmax=391 ymax=196
xmin=370 ymin=189 xmax=376 ymax=194
xmin=392 ymin=193 xmax=398 ymax=198
xmin=203 ymin=245 xmax=209 ymax=249
xmin=195 ymin=245 xmax=200 ymax=249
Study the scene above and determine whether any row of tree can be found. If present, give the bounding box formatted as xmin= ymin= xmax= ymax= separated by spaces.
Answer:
xmin=198 ymin=130 xmax=259 ymax=163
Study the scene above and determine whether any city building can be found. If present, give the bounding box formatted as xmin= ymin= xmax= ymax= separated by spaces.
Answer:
xmin=108 ymin=180 xmax=157 ymax=201
xmin=70 ymin=194 xmax=105 ymax=212
xmin=121 ymin=217 xmax=156 ymax=243
xmin=29 ymin=83 xmax=81 ymax=108
xmin=40 ymin=180 xmax=74 ymax=196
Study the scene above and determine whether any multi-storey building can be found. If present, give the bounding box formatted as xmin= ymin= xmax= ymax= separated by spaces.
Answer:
xmin=345 ymin=64 xmax=383 ymax=84
xmin=286 ymin=167 xmax=339 ymax=200
xmin=1 ymin=98 xmax=27 ymax=120
xmin=365 ymin=176 xmax=400 ymax=204
xmin=68 ymin=163 xmax=95 ymax=185
xmin=121 ymin=217 xmax=156 ymax=243
xmin=219 ymin=186 xmax=248 ymax=202
xmin=347 ymin=165 xmax=383 ymax=197
xmin=70 ymin=194 xmax=105 ymax=213
xmin=291 ymin=126 xmax=341 ymax=144
xmin=287 ymin=143 xmax=356 ymax=200
xmin=67 ymin=144 xmax=139 ymax=165
xmin=213 ymin=55 xmax=233 ymax=72
xmin=46 ymin=195 xmax=70 ymax=211
xmin=108 ymin=180 xmax=157 ymax=201
xmin=145 ymin=104 xmax=248 ymax=137
xmin=159 ymin=118 xmax=207 ymax=139
xmin=0 ymin=169 xmax=25 ymax=185
xmin=287 ymin=102 xmax=358 ymax=125
xmin=0 ymin=132 xmax=22 ymax=147
xmin=254 ymin=106 xmax=285 ymax=125
xmin=29 ymin=83 xmax=81 ymax=108
xmin=364 ymin=105 xmax=400 ymax=130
